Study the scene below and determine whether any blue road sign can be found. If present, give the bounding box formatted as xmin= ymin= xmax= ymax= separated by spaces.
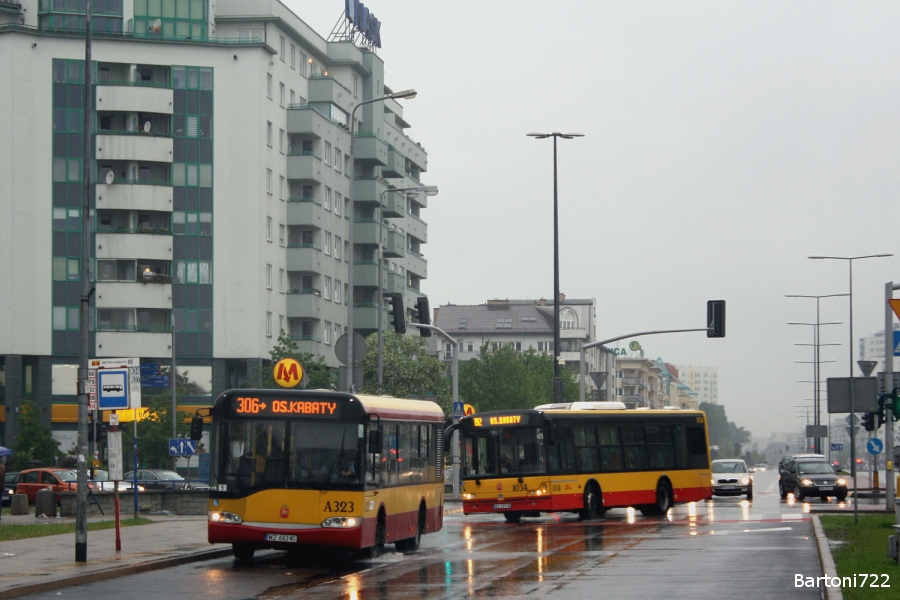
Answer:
xmin=453 ymin=401 xmax=464 ymax=419
xmin=169 ymin=438 xmax=197 ymax=456
xmin=830 ymin=443 xmax=843 ymax=452
xmin=140 ymin=363 xmax=161 ymax=374
xmin=867 ymin=438 xmax=884 ymax=455
xmin=894 ymin=331 xmax=900 ymax=357
xmin=141 ymin=374 xmax=171 ymax=388
xmin=97 ymin=369 xmax=129 ymax=410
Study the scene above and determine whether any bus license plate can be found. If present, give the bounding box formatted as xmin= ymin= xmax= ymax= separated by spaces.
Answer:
xmin=819 ymin=486 xmax=833 ymax=491
xmin=494 ymin=503 xmax=512 ymax=509
xmin=265 ymin=533 xmax=297 ymax=543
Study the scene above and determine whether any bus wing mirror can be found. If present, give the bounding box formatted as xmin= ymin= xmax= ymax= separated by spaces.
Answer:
xmin=368 ymin=430 xmax=383 ymax=454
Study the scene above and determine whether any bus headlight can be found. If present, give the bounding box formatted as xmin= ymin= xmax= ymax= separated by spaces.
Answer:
xmin=322 ymin=517 xmax=361 ymax=528
xmin=462 ymin=493 xmax=476 ymax=500
xmin=209 ymin=511 xmax=242 ymax=524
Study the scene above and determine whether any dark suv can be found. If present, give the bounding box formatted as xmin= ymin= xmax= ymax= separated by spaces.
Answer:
xmin=779 ymin=458 xmax=847 ymax=501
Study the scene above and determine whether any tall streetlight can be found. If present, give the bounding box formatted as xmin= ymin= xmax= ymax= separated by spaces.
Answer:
xmin=377 ymin=185 xmax=438 ymax=394
xmin=787 ymin=293 xmax=848 ymax=454
xmin=810 ymin=252 xmax=893 ymax=523
xmin=527 ymin=131 xmax=584 ymax=401
xmin=345 ymin=89 xmax=417 ymax=390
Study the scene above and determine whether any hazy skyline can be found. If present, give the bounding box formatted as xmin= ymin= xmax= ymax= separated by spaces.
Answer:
xmin=287 ymin=1 xmax=900 ymax=439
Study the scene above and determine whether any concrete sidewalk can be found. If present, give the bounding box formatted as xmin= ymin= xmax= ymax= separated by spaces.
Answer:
xmin=0 ymin=513 xmax=230 ymax=599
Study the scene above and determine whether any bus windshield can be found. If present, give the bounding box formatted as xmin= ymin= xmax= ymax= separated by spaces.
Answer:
xmin=463 ymin=427 xmax=546 ymax=477
xmin=213 ymin=419 xmax=362 ymax=492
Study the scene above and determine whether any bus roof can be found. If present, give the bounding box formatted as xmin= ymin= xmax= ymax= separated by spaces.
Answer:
xmin=353 ymin=394 xmax=445 ymax=422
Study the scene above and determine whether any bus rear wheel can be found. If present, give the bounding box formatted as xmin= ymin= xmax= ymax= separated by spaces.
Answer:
xmin=232 ymin=543 xmax=255 ymax=563
xmin=504 ymin=511 xmax=523 ymax=524
xmin=396 ymin=505 xmax=425 ymax=553
xmin=640 ymin=480 xmax=672 ymax=516
xmin=579 ymin=483 xmax=604 ymax=520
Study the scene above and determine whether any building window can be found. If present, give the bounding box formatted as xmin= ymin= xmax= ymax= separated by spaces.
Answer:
xmin=279 ymin=175 xmax=285 ymax=200
xmin=279 ymin=314 xmax=285 ymax=333
xmin=279 ymin=129 xmax=285 ymax=154
xmin=280 ymin=36 xmax=285 ymax=60
xmin=300 ymin=54 xmax=308 ymax=76
xmin=279 ymin=224 xmax=285 ymax=246
xmin=334 ymin=149 xmax=342 ymax=172
xmin=324 ymin=187 xmax=332 ymax=211
xmin=324 ymin=276 xmax=332 ymax=299
xmin=324 ymin=142 xmax=331 ymax=166
xmin=335 ymin=323 xmax=341 ymax=343
xmin=290 ymin=44 xmax=296 ymax=69
xmin=352 ymin=75 xmax=358 ymax=98
xmin=560 ymin=308 xmax=578 ymax=330
xmin=267 ymin=74 xmax=273 ymax=99
xmin=279 ymin=268 xmax=285 ymax=292
xmin=266 ymin=169 xmax=272 ymax=194
xmin=324 ymin=232 xmax=331 ymax=255
xmin=334 ymin=279 xmax=341 ymax=303
xmin=344 ymin=241 xmax=349 ymax=261
xmin=324 ymin=321 xmax=332 ymax=344
xmin=266 ymin=264 xmax=272 ymax=289
xmin=266 ymin=121 xmax=272 ymax=146
xmin=280 ymin=83 xmax=285 ymax=107
xmin=334 ymin=192 xmax=342 ymax=216
xmin=335 ymin=236 xmax=341 ymax=260
xmin=266 ymin=312 xmax=272 ymax=337
xmin=496 ymin=318 xmax=512 ymax=329
xmin=266 ymin=217 xmax=272 ymax=241
xmin=538 ymin=341 xmax=554 ymax=352
xmin=290 ymin=89 xmax=295 ymax=105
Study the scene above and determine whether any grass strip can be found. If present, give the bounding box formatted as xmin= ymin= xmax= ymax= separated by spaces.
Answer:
xmin=0 ymin=517 xmax=153 ymax=541
xmin=819 ymin=514 xmax=900 ymax=600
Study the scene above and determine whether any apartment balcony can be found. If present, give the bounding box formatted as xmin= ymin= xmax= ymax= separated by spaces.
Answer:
xmin=405 ymin=213 xmax=427 ymax=243
xmin=291 ymin=337 xmax=324 ymax=357
xmin=382 ymin=188 xmax=405 ymax=217
xmin=382 ymin=147 xmax=404 ymax=178
xmin=96 ymin=232 xmax=171 ymax=261
xmin=308 ymin=75 xmax=350 ymax=107
xmin=560 ymin=328 xmax=588 ymax=339
xmin=96 ymin=85 xmax=173 ymax=114
xmin=287 ymin=105 xmax=348 ymax=139
xmin=354 ymin=261 xmax=379 ymax=287
xmin=286 ymin=290 xmax=323 ymax=318
xmin=287 ymin=151 xmax=322 ymax=182
xmin=96 ymin=330 xmax=170 ymax=358
xmin=622 ymin=394 xmax=646 ymax=407
xmin=353 ymin=133 xmax=388 ymax=165
xmin=353 ymin=177 xmax=388 ymax=206
xmin=383 ymin=229 xmax=405 ymax=257
xmin=621 ymin=376 xmax=645 ymax=387
xmin=406 ymin=251 xmax=427 ymax=279
xmin=96 ymin=281 xmax=171 ymax=310
xmin=353 ymin=304 xmax=380 ymax=331
xmin=96 ymin=134 xmax=173 ymax=164
xmin=286 ymin=245 xmax=322 ymax=272
xmin=286 ymin=197 xmax=322 ymax=227
xmin=384 ymin=271 xmax=405 ymax=295
xmin=354 ymin=220 xmax=382 ymax=246
xmin=96 ymin=181 xmax=173 ymax=212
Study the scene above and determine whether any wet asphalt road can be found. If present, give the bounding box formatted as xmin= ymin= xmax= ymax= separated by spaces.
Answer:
xmin=26 ymin=471 xmax=823 ymax=599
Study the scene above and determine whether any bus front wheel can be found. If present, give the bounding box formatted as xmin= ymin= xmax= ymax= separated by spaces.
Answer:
xmin=232 ymin=543 xmax=255 ymax=563
xmin=579 ymin=483 xmax=604 ymax=520
xmin=503 ymin=511 xmax=522 ymax=524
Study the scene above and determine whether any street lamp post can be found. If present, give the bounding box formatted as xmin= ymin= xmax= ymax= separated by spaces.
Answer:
xmin=346 ymin=89 xmax=417 ymax=391
xmin=527 ymin=131 xmax=583 ymax=402
xmin=376 ymin=185 xmax=438 ymax=394
xmin=810 ymin=253 xmax=893 ymax=523
xmin=787 ymin=294 xmax=848 ymax=454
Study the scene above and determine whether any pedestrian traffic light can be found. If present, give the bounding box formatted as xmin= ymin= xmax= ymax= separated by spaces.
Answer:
xmin=415 ymin=297 xmax=431 ymax=337
xmin=862 ymin=412 xmax=875 ymax=432
xmin=388 ymin=293 xmax=406 ymax=334
xmin=190 ymin=415 xmax=203 ymax=441
xmin=707 ymin=300 xmax=725 ymax=338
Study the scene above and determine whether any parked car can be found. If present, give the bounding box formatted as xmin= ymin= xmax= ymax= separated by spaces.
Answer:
xmin=123 ymin=469 xmax=209 ymax=491
xmin=3 ymin=471 xmax=19 ymax=506
xmin=711 ymin=459 xmax=753 ymax=499
xmin=89 ymin=470 xmax=144 ymax=492
xmin=15 ymin=468 xmax=79 ymax=503
xmin=780 ymin=458 xmax=847 ymax=501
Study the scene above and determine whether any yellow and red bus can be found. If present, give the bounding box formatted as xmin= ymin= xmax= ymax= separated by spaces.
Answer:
xmin=207 ymin=389 xmax=445 ymax=561
xmin=451 ymin=402 xmax=712 ymax=522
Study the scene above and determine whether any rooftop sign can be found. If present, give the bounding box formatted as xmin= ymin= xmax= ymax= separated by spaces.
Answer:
xmin=345 ymin=0 xmax=381 ymax=48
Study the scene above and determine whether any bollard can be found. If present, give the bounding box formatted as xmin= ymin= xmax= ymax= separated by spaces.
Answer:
xmin=34 ymin=488 xmax=57 ymax=518
xmin=10 ymin=493 xmax=29 ymax=515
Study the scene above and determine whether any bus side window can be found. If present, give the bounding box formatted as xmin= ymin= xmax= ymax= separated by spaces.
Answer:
xmin=686 ymin=425 xmax=708 ymax=469
xmin=553 ymin=427 xmax=575 ymax=473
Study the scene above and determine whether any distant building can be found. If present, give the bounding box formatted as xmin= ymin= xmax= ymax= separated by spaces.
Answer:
xmin=674 ymin=366 xmax=718 ymax=404
xmin=858 ymin=324 xmax=900 ymax=374
xmin=432 ymin=297 xmax=616 ymax=398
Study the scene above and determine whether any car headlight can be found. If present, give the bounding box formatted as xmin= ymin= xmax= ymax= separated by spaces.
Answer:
xmin=322 ymin=516 xmax=361 ymax=528
xmin=209 ymin=511 xmax=242 ymax=524
xmin=800 ymin=479 xmax=813 ymax=486
xmin=711 ymin=477 xmax=716 ymax=486
xmin=740 ymin=477 xmax=750 ymax=485
xmin=836 ymin=478 xmax=846 ymax=486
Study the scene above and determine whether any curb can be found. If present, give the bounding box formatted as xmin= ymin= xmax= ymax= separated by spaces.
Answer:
xmin=0 ymin=547 xmax=233 ymax=600
xmin=810 ymin=514 xmax=844 ymax=600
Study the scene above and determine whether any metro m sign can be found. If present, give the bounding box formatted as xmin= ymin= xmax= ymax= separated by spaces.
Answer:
xmin=273 ymin=358 xmax=304 ymax=389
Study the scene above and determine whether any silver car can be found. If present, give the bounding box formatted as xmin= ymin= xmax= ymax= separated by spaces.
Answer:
xmin=711 ymin=459 xmax=753 ymax=499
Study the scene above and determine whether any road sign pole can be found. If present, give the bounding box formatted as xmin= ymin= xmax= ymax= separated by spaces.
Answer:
xmin=885 ymin=282 xmax=898 ymax=512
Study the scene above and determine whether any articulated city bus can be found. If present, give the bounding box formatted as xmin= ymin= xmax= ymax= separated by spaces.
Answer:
xmin=207 ymin=389 xmax=445 ymax=561
xmin=450 ymin=402 xmax=712 ymax=522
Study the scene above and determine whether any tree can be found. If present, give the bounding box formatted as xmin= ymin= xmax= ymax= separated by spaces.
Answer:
xmin=10 ymin=399 xmax=63 ymax=470
xmin=699 ymin=401 xmax=750 ymax=459
xmin=246 ymin=330 xmax=335 ymax=390
xmin=458 ymin=344 xmax=579 ymax=413
xmin=360 ymin=332 xmax=450 ymax=407
xmin=121 ymin=392 xmax=192 ymax=470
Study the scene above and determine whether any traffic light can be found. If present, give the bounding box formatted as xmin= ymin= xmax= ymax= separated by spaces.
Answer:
xmin=877 ymin=395 xmax=887 ymax=427
xmin=190 ymin=415 xmax=203 ymax=441
xmin=415 ymin=297 xmax=431 ymax=337
xmin=88 ymin=424 xmax=107 ymax=443
xmin=707 ymin=300 xmax=726 ymax=338
xmin=862 ymin=412 xmax=875 ymax=432
xmin=388 ymin=293 xmax=406 ymax=334
xmin=893 ymin=388 xmax=900 ymax=420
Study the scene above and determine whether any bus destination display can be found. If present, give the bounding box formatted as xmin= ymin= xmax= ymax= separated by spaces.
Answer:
xmin=233 ymin=396 xmax=340 ymax=417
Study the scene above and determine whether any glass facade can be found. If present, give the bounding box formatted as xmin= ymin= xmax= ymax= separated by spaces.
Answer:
xmin=134 ymin=0 xmax=207 ymax=40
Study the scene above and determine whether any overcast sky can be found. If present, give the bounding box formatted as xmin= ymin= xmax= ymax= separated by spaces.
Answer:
xmin=286 ymin=1 xmax=900 ymax=440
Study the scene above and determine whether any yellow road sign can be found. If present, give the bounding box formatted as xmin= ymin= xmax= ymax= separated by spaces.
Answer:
xmin=273 ymin=358 xmax=304 ymax=388
xmin=890 ymin=299 xmax=900 ymax=321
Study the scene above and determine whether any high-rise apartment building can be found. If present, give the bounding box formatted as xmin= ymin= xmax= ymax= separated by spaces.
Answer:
xmin=674 ymin=365 xmax=718 ymax=404
xmin=0 ymin=0 xmax=434 ymax=447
